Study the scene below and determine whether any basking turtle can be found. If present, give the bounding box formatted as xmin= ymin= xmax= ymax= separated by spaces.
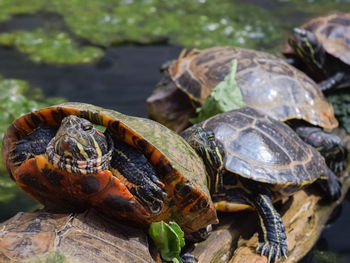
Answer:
xmin=147 ymin=46 xmax=347 ymax=173
xmin=2 ymin=102 xmax=217 ymax=235
xmin=181 ymin=107 xmax=342 ymax=262
xmin=282 ymin=13 xmax=350 ymax=90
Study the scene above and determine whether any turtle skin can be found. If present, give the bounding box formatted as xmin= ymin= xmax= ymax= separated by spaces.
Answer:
xmin=147 ymin=46 xmax=348 ymax=174
xmin=2 ymin=102 xmax=217 ymax=234
xmin=283 ymin=13 xmax=350 ymax=89
xmin=181 ymin=107 xmax=342 ymax=262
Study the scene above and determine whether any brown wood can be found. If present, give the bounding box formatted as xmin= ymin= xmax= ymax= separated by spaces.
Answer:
xmin=0 ymin=209 xmax=156 ymax=263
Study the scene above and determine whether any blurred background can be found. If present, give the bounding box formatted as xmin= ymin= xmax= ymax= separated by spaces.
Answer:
xmin=0 ymin=1 xmax=349 ymax=262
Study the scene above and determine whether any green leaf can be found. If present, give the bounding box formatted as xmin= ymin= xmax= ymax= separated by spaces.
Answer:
xmin=149 ymin=221 xmax=185 ymax=263
xmin=93 ymin=124 xmax=106 ymax=133
xmin=190 ymin=59 xmax=246 ymax=124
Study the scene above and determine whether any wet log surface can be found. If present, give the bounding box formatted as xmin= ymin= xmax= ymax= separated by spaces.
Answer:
xmin=0 ymin=209 xmax=158 ymax=263
xmin=0 ymin=130 xmax=349 ymax=263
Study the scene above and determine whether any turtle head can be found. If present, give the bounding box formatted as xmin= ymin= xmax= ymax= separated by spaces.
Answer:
xmin=186 ymin=127 xmax=224 ymax=192
xmin=47 ymin=115 xmax=113 ymax=174
xmin=289 ymin=27 xmax=325 ymax=71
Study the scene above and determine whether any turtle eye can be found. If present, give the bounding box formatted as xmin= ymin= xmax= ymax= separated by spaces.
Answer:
xmin=83 ymin=124 xmax=93 ymax=131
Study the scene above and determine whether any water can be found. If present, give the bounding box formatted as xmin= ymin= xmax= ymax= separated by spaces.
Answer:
xmin=0 ymin=1 xmax=349 ymax=262
xmin=0 ymin=44 xmax=183 ymax=117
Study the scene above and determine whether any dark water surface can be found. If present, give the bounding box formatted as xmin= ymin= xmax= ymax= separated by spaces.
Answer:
xmin=0 ymin=1 xmax=350 ymax=262
xmin=0 ymin=45 xmax=183 ymax=117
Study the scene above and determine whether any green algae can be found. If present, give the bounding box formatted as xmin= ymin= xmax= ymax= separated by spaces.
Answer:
xmin=0 ymin=0 xmax=45 ymax=22
xmin=278 ymin=0 xmax=350 ymax=15
xmin=0 ymin=29 xmax=104 ymax=64
xmin=0 ymin=0 xmax=283 ymax=51
xmin=1 ymin=0 xmax=349 ymax=61
xmin=0 ymin=77 xmax=65 ymax=221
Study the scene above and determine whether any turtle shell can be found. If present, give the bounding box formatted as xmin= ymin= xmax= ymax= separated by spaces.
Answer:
xmin=2 ymin=102 xmax=217 ymax=233
xmin=181 ymin=107 xmax=327 ymax=186
xmin=283 ymin=13 xmax=350 ymax=70
xmin=148 ymin=46 xmax=337 ymax=132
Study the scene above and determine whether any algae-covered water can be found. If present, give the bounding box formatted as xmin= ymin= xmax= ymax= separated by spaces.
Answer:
xmin=0 ymin=1 xmax=349 ymax=262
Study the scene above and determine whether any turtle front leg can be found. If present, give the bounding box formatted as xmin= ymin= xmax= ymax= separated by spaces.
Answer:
xmin=252 ymin=193 xmax=288 ymax=263
xmin=294 ymin=126 xmax=348 ymax=173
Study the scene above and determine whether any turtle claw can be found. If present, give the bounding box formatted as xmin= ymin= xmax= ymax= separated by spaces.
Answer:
xmin=283 ymin=248 xmax=288 ymax=259
xmin=256 ymin=242 xmax=287 ymax=263
xmin=180 ymin=252 xmax=197 ymax=263
xmin=133 ymin=182 xmax=166 ymax=214
xmin=329 ymin=159 xmax=347 ymax=175
xmin=327 ymin=175 xmax=342 ymax=201
xmin=147 ymin=173 xmax=165 ymax=188
xmin=293 ymin=27 xmax=307 ymax=38
xmin=320 ymin=168 xmax=342 ymax=202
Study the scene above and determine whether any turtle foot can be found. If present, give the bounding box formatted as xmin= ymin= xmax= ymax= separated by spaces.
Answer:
xmin=131 ymin=183 xmax=166 ymax=214
xmin=328 ymin=158 xmax=347 ymax=175
xmin=256 ymin=241 xmax=288 ymax=263
xmin=321 ymin=168 xmax=342 ymax=202
xmin=180 ymin=252 xmax=197 ymax=263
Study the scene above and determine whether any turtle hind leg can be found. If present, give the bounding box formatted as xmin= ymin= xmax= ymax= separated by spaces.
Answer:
xmin=294 ymin=126 xmax=348 ymax=174
xmin=318 ymin=167 xmax=342 ymax=202
xmin=319 ymin=72 xmax=345 ymax=92
xmin=253 ymin=193 xmax=288 ymax=263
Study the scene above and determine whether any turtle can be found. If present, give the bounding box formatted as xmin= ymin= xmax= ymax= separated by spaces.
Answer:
xmin=181 ymin=107 xmax=342 ymax=263
xmin=147 ymin=46 xmax=348 ymax=173
xmin=282 ymin=13 xmax=350 ymax=90
xmin=2 ymin=102 xmax=218 ymax=236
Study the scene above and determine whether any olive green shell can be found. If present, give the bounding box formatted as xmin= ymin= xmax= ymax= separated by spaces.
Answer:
xmin=160 ymin=46 xmax=338 ymax=130
xmin=286 ymin=13 xmax=350 ymax=67
xmin=2 ymin=102 xmax=217 ymax=233
xmin=182 ymin=107 xmax=327 ymax=185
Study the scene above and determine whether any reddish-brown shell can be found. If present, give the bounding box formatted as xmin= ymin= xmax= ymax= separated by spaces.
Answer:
xmin=283 ymin=13 xmax=350 ymax=67
xmin=148 ymin=47 xmax=338 ymax=132
xmin=2 ymin=102 xmax=217 ymax=233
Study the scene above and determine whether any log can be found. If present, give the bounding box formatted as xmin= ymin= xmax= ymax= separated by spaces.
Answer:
xmin=0 ymin=209 xmax=159 ymax=263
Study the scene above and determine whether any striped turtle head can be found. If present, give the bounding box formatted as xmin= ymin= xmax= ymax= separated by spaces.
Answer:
xmin=47 ymin=115 xmax=113 ymax=174
xmin=186 ymin=127 xmax=225 ymax=193
xmin=289 ymin=27 xmax=325 ymax=72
